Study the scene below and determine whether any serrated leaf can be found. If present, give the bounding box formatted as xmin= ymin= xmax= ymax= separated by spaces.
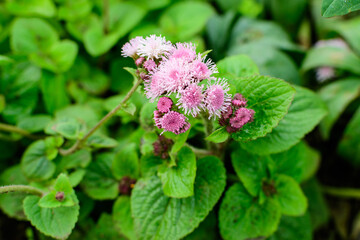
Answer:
xmin=322 ymin=0 xmax=360 ymax=17
xmin=319 ymin=78 xmax=360 ymax=139
xmin=219 ymin=183 xmax=281 ymax=240
xmin=230 ymin=75 xmax=295 ymax=141
xmin=206 ymin=127 xmax=229 ymax=143
xmin=21 ymin=140 xmax=56 ymax=181
xmin=240 ymin=86 xmax=327 ymax=155
xmin=24 ymin=195 xmax=79 ymax=239
xmin=112 ymin=143 xmax=139 ymax=180
xmin=113 ymin=196 xmax=135 ymax=240
xmin=158 ymin=146 xmax=196 ymax=198
xmin=274 ymin=174 xmax=307 ymax=216
xmin=132 ymin=156 xmax=226 ymax=240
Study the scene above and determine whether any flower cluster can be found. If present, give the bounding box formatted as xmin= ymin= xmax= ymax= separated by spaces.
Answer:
xmin=122 ymin=35 xmax=232 ymax=134
xmin=219 ymin=93 xmax=255 ymax=133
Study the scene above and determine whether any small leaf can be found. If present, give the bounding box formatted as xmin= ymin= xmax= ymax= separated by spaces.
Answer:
xmin=122 ymin=103 xmax=136 ymax=116
xmin=87 ymin=135 xmax=118 ymax=149
xmin=24 ymin=196 xmax=79 ymax=239
xmin=113 ymin=196 xmax=135 ymax=240
xmin=158 ymin=146 xmax=196 ymax=198
xmin=51 ymin=117 xmax=82 ymax=140
xmin=219 ymin=183 xmax=281 ymax=240
xmin=274 ymin=174 xmax=307 ymax=216
xmin=112 ymin=143 xmax=139 ymax=180
xmin=171 ymin=129 xmax=191 ymax=154
xmin=68 ymin=169 xmax=86 ymax=187
xmin=206 ymin=126 xmax=229 ymax=143
xmin=59 ymin=149 xmax=91 ymax=170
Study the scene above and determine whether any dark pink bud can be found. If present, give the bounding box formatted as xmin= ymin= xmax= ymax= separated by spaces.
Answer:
xmin=135 ymin=57 xmax=145 ymax=67
xmin=119 ymin=176 xmax=137 ymax=195
xmin=157 ymin=97 xmax=173 ymax=113
xmin=232 ymin=94 xmax=247 ymax=107
xmin=55 ymin=191 xmax=65 ymax=202
xmin=143 ymin=59 xmax=157 ymax=72
xmin=221 ymin=106 xmax=233 ymax=120
xmin=153 ymin=135 xmax=174 ymax=159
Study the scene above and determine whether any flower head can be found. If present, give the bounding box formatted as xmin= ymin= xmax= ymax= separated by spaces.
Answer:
xmin=143 ymin=59 xmax=157 ymax=72
xmin=157 ymin=97 xmax=173 ymax=113
xmin=232 ymin=93 xmax=247 ymax=107
xmin=230 ymin=108 xmax=254 ymax=128
xmin=177 ymin=84 xmax=204 ymax=117
xmin=121 ymin=36 xmax=144 ymax=58
xmin=138 ymin=35 xmax=172 ymax=59
xmin=169 ymin=42 xmax=197 ymax=62
xmin=145 ymin=73 xmax=166 ymax=101
xmin=192 ymin=55 xmax=217 ymax=81
xmin=160 ymin=111 xmax=189 ymax=134
xmin=204 ymin=78 xmax=231 ymax=119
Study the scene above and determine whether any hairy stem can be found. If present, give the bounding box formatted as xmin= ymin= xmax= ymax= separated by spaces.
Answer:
xmin=59 ymin=79 xmax=143 ymax=156
xmin=0 ymin=185 xmax=44 ymax=196
xmin=0 ymin=123 xmax=43 ymax=140
xmin=103 ymin=0 xmax=110 ymax=34
xmin=322 ymin=186 xmax=360 ymax=199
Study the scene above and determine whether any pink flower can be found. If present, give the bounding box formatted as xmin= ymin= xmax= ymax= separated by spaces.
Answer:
xmin=230 ymin=108 xmax=254 ymax=128
xmin=204 ymin=78 xmax=231 ymax=119
xmin=135 ymin=57 xmax=145 ymax=67
xmin=177 ymin=84 xmax=205 ymax=117
xmin=316 ymin=67 xmax=335 ymax=83
xmin=168 ymin=42 xmax=197 ymax=62
xmin=221 ymin=105 xmax=233 ymax=120
xmin=160 ymin=111 xmax=189 ymax=134
xmin=143 ymin=59 xmax=157 ymax=72
xmin=192 ymin=54 xmax=217 ymax=81
xmin=157 ymin=97 xmax=173 ymax=113
xmin=138 ymin=35 xmax=172 ymax=59
xmin=144 ymin=73 xmax=166 ymax=101
xmin=154 ymin=110 xmax=163 ymax=128
xmin=232 ymin=93 xmax=247 ymax=107
xmin=121 ymin=36 xmax=144 ymax=58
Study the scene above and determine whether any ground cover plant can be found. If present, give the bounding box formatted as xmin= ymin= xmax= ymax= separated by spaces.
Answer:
xmin=0 ymin=0 xmax=360 ymax=239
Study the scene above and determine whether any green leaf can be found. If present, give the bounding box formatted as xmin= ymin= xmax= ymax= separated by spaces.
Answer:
xmin=272 ymin=141 xmax=320 ymax=183
xmin=81 ymin=153 xmax=118 ymax=200
xmin=87 ymin=135 xmax=118 ymax=149
xmin=17 ymin=115 xmax=52 ymax=133
xmin=206 ymin=127 xmax=229 ymax=143
xmin=0 ymin=55 xmax=13 ymax=65
xmin=112 ymin=143 xmax=139 ymax=180
xmin=170 ymin=129 xmax=191 ymax=154
xmin=140 ymin=102 xmax=157 ymax=131
xmin=132 ymin=156 xmax=226 ymax=240
xmin=158 ymin=146 xmax=196 ymax=198
xmin=159 ymin=2 xmax=215 ymax=41
xmin=24 ymin=195 xmax=79 ymax=239
xmin=30 ymin=40 xmax=78 ymax=73
xmin=240 ymin=86 xmax=327 ymax=155
xmin=268 ymin=213 xmax=312 ymax=240
xmin=230 ymin=75 xmax=295 ymax=141
xmin=183 ymin=211 xmax=218 ymax=240
xmin=140 ymin=154 xmax=163 ymax=177
xmin=51 ymin=117 xmax=82 ymax=140
xmin=68 ymin=169 xmax=86 ymax=187
xmin=39 ymin=174 xmax=78 ymax=208
xmin=322 ymin=0 xmax=360 ymax=17
xmin=219 ymin=183 xmax=281 ymax=240
xmin=6 ymin=0 xmax=56 ymax=17
xmin=87 ymin=213 xmax=125 ymax=240
xmin=122 ymin=103 xmax=136 ymax=116
xmin=84 ymin=3 xmax=146 ymax=56
xmin=113 ymin=196 xmax=135 ymax=240
xmin=0 ymin=165 xmax=28 ymax=220
xmin=10 ymin=18 xmax=58 ymax=54
xmin=21 ymin=140 xmax=56 ymax=181
xmin=331 ymin=17 xmax=360 ymax=55
xmin=302 ymin=46 xmax=360 ymax=75
xmin=338 ymin=106 xmax=360 ymax=165
xmin=217 ymin=54 xmax=259 ymax=78
xmin=318 ymin=78 xmax=360 ymax=139
xmin=59 ymin=149 xmax=91 ymax=170
xmin=58 ymin=0 xmax=93 ymax=21
xmin=136 ymin=0 xmax=170 ymax=10
xmin=41 ymin=72 xmax=71 ymax=115
xmin=231 ymin=148 xmax=269 ymax=196
xmin=274 ymin=175 xmax=307 ymax=216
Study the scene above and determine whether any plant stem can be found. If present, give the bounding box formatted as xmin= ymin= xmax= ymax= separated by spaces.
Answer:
xmin=185 ymin=143 xmax=213 ymax=157
xmin=322 ymin=186 xmax=360 ymax=199
xmin=0 ymin=185 xmax=44 ymax=196
xmin=59 ymin=79 xmax=143 ymax=156
xmin=0 ymin=123 xmax=43 ymax=140
xmin=103 ymin=0 xmax=110 ymax=34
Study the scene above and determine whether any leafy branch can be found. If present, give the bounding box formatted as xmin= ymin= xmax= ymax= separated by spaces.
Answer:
xmin=0 ymin=185 xmax=44 ymax=196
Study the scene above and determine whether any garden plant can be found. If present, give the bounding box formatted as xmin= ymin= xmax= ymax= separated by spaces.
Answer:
xmin=0 ymin=0 xmax=360 ymax=239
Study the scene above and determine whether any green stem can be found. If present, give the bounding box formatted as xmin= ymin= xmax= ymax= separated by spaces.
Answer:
xmin=59 ymin=78 xmax=143 ymax=156
xmin=0 ymin=123 xmax=43 ymax=140
xmin=322 ymin=186 xmax=360 ymax=199
xmin=0 ymin=185 xmax=44 ymax=196
xmin=184 ymin=143 xmax=213 ymax=157
xmin=103 ymin=0 xmax=110 ymax=34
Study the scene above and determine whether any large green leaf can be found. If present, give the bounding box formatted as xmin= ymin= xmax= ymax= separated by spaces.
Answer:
xmin=230 ymin=75 xmax=295 ymax=141
xmin=84 ymin=3 xmax=146 ymax=56
xmin=81 ymin=153 xmax=118 ymax=200
xmin=159 ymin=2 xmax=215 ymax=41
xmin=158 ymin=147 xmax=196 ymax=198
xmin=322 ymin=0 xmax=360 ymax=17
xmin=302 ymin=46 xmax=360 ymax=75
xmin=112 ymin=143 xmax=139 ymax=180
xmin=10 ymin=18 xmax=58 ymax=54
xmin=268 ymin=213 xmax=312 ymax=240
xmin=274 ymin=175 xmax=307 ymax=216
xmin=24 ymin=196 xmax=79 ymax=239
xmin=21 ymin=140 xmax=56 ymax=181
xmin=219 ymin=183 xmax=281 ymax=240
xmin=318 ymin=78 xmax=360 ymax=139
xmin=240 ymin=86 xmax=327 ymax=155
xmin=216 ymin=54 xmax=259 ymax=78
xmin=231 ymin=148 xmax=269 ymax=196
xmin=338 ymin=106 xmax=360 ymax=165
xmin=131 ymin=156 xmax=226 ymax=240
xmin=113 ymin=196 xmax=135 ymax=240
xmin=6 ymin=0 xmax=56 ymax=17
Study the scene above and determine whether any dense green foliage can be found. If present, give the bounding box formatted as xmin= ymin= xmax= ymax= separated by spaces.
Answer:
xmin=0 ymin=0 xmax=360 ymax=239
